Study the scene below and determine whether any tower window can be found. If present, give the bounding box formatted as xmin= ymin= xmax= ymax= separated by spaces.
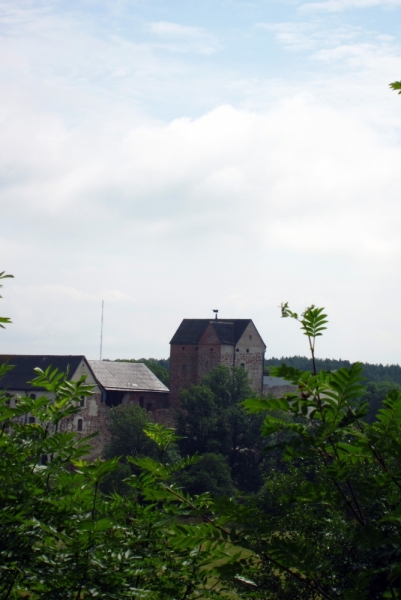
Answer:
xmin=240 ymin=363 xmax=245 ymax=369
xmin=77 ymin=419 xmax=83 ymax=432
xmin=249 ymin=335 xmax=252 ymax=340
xmin=236 ymin=348 xmax=239 ymax=352
xmin=182 ymin=365 xmax=187 ymax=373
xmin=140 ymin=396 xmax=144 ymax=408
xmin=246 ymin=349 xmax=249 ymax=353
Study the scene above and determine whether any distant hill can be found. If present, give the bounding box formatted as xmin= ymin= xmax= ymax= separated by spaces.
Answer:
xmin=265 ymin=356 xmax=401 ymax=385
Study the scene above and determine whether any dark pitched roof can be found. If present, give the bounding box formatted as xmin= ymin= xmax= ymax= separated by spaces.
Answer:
xmin=89 ymin=361 xmax=169 ymax=393
xmin=170 ymin=319 xmax=252 ymax=345
xmin=0 ymin=355 xmax=85 ymax=391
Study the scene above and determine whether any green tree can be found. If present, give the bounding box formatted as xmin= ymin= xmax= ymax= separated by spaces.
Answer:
xmin=176 ymin=365 xmax=265 ymax=492
xmin=177 ymin=452 xmax=236 ymax=497
xmin=103 ymin=403 xmax=157 ymax=461
xmin=233 ymin=304 xmax=401 ymax=598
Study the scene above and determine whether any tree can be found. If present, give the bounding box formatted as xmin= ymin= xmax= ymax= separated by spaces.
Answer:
xmin=234 ymin=304 xmax=401 ymax=598
xmin=176 ymin=452 xmax=236 ymax=497
xmin=176 ymin=365 xmax=266 ymax=492
xmin=103 ymin=403 xmax=157 ymax=461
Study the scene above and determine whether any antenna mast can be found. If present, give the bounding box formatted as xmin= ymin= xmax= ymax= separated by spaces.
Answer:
xmin=100 ymin=300 xmax=104 ymax=360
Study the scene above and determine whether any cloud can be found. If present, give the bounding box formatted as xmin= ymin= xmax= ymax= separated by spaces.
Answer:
xmin=255 ymin=21 xmax=362 ymax=51
xmin=3 ymin=93 xmax=401 ymax=362
xmin=147 ymin=21 xmax=221 ymax=54
xmin=2 ymin=0 xmax=401 ymax=364
xmin=300 ymin=0 xmax=401 ymax=12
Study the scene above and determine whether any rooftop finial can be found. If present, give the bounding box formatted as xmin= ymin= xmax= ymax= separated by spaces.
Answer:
xmin=212 ymin=309 xmax=219 ymax=320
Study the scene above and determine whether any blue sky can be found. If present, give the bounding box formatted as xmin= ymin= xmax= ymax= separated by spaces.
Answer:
xmin=1 ymin=0 xmax=401 ymax=363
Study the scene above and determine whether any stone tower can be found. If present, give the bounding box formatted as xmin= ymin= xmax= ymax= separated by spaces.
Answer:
xmin=169 ymin=318 xmax=266 ymax=407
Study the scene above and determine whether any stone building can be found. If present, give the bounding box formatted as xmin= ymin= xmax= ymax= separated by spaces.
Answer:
xmin=169 ymin=319 xmax=266 ymax=406
xmin=0 ymin=355 xmax=170 ymax=459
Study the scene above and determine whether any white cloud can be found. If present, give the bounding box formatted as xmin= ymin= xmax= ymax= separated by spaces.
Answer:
xmin=300 ymin=0 xmax=401 ymax=12
xmin=2 ymin=0 xmax=401 ymax=364
xmin=147 ymin=21 xmax=221 ymax=54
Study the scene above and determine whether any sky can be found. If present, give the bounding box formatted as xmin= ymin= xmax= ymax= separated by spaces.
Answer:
xmin=1 ymin=0 xmax=401 ymax=364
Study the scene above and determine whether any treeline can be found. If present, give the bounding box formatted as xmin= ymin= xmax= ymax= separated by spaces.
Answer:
xmin=265 ymin=355 xmax=401 ymax=384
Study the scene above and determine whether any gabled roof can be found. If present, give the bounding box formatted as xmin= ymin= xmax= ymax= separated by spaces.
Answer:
xmin=0 ymin=355 xmax=85 ymax=391
xmin=170 ymin=319 xmax=252 ymax=345
xmin=89 ymin=361 xmax=169 ymax=393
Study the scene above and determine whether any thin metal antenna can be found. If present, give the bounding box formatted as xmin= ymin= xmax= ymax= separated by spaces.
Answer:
xmin=100 ymin=300 xmax=104 ymax=360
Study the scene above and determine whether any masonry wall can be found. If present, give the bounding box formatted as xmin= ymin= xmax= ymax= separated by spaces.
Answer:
xmin=169 ymin=343 xmax=199 ymax=407
xmin=233 ymin=322 xmax=265 ymax=395
xmin=60 ymin=392 xmax=110 ymax=461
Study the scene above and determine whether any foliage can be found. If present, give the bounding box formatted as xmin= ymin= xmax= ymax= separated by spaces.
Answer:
xmin=0 ymin=271 xmax=13 ymax=329
xmin=103 ymin=403 xmax=157 ymax=461
xmin=115 ymin=357 xmax=170 ymax=386
xmin=239 ymin=304 xmax=401 ymax=598
xmin=176 ymin=452 xmax=237 ymax=497
xmin=362 ymin=380 xmax=401 ymax=423
xmin=0 ymin=273 xmax=247 ymax=599
xmin=265 ymin=356 xmax=401 ymax=385
xmin=390 ymin=81 xmax=401 ymax=94
xmin=176 ymin=365 xmax=266 ymax=492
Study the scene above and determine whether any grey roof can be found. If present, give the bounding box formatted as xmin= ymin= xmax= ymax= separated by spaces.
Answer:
xmin=170 ymin=319 xmax=252 ymax=345
xmin=263 ymin=376 xmax=294 ymax=388
xmin=0 ymin=355 xmax=85 ymax=391
xmin=89 ymin=361 xmax=169 ymax=393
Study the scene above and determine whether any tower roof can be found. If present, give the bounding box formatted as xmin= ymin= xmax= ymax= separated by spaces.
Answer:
xmin=170 ymin=319 xmax=253 ymax=345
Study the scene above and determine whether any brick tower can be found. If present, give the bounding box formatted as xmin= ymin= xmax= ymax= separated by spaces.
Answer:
xmin=169 ymin=318 xmax=266 ymax=407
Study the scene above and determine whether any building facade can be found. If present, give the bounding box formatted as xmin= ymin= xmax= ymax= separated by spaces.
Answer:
xmin=169 ymin=319 xmax=266 ymax=406
xmin=0 ymin=355 xmax=170 ymax=460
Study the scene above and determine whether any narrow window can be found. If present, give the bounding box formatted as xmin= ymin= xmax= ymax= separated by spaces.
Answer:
xmin=139 ymin=396 xmax=144 ymax=408
xmin=210 ymin=348 xmax=213 ymax=352
xmin=246 ymin=349 xmax=249 ymax=353
xmin=240 ymin=363 xmax=245 ymax=369
xmin=77 ymin=419 xmax=83 ymax=432
xmin=80 ymin=397 xmax=85 ymax=407
xmin=182 ymin=364 xmax=187 ymax=373
xmin=29 ymin=416 xmax=35 ymax=424
xmin=29 ymin=393 xmax=36 ymax=400
xmin=236 ymin=348 xmax=239 ymax=353
xmin=147 ymin=403 xmax=153 ymax=412
xmin=249 ymin=335 xmax=252 ymax=340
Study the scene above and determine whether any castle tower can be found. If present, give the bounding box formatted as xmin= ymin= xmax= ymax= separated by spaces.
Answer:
xmin=169 ymin=319 xmax=266 ymax=407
